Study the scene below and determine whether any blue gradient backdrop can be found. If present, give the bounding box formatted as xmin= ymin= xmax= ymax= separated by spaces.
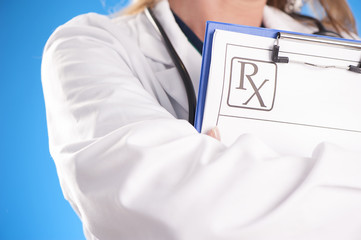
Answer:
xmin=1 ymin=1 xmax=360 ymax=239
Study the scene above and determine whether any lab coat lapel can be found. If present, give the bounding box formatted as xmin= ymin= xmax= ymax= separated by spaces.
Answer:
xmin=138 ymin=0 xmax=202 ymax=113
xmin=138 ymin=20 xmax=173 ymax=66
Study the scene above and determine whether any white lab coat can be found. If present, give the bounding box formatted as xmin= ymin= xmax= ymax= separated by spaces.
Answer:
xmin=41 ymin=1 xmax=361 ymax=239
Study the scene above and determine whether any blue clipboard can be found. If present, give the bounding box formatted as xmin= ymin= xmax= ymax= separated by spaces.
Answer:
xmin=194 ymin=21 xmax=361 ymax=132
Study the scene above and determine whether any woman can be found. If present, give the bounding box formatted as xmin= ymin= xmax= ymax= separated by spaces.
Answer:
xmin=41 ymin=0 xmax=361 ymax=239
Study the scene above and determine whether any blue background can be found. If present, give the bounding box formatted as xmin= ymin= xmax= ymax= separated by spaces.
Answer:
xmin=0 ymin=1 xmax=360 ymax=239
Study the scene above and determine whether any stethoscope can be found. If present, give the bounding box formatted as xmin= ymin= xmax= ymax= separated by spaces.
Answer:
xmin=145 ymin=7 xmax=197 ymax=125
xmin=144 ymin=7 xmax=343 ymax=125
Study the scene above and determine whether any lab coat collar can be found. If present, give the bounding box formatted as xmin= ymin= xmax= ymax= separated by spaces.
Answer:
xmin=139 ymin=0 xmax=194 ymax=65
xmin=263 ymin=5 xmax=316 ymax=34
xmin=138 ymin=0 xmax=202 ymax=113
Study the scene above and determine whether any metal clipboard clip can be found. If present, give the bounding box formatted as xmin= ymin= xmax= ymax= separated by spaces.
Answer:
xmin=271 ymin=32 xmax=361 ymax=74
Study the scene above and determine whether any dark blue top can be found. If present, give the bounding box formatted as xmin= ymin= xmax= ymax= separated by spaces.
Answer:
xmin=173 ymin=12 xmax=204 ymax=55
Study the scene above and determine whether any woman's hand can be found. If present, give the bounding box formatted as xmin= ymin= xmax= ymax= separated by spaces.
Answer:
xmin=206 ymin=126 xmax=221 ymax=141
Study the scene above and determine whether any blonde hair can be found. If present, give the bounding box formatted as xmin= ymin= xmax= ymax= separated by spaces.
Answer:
xmin=124 ymin=0 xmax=357 ymax=35
xmin=267 ymin=0 xmax=357 ymax=35
xmin=124 ymin=0 xmax=160 ymax=14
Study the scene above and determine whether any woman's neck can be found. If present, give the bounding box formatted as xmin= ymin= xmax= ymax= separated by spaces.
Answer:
xmin=169 ymin=0 xmax=267 ymax=41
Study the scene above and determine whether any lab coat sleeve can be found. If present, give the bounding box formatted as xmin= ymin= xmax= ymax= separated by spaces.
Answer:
xmin=41 ymin=14 xmax=361 ymax=240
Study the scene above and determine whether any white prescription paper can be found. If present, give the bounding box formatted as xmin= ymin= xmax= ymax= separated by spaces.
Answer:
xmin=201 ymin=29 xmax=361 ymax=156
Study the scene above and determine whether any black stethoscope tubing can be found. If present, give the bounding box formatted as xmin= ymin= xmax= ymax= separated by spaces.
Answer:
xmin=146 ymin=7 xmax=344 ymax=126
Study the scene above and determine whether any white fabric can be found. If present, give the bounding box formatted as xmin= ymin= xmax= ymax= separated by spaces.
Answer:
xmin=41 ymin=1 xmax=361 ymax=239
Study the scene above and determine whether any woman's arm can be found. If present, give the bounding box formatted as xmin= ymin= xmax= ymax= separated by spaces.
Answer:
xmin=42 ymin=13 xmax=361 ymax=240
